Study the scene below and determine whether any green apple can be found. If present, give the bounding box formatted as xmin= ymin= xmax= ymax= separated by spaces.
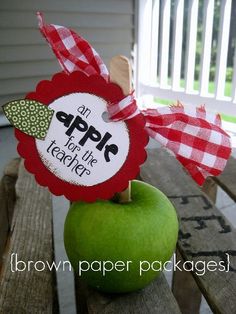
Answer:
xmin=64 ymin=180 xmax=179 ymax=293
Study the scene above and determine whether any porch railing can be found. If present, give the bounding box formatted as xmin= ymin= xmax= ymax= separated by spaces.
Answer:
xmin=135 ymin=0 xmax=236 ymax=117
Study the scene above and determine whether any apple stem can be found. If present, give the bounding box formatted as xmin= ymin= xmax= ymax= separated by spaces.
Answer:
xmin=118 ymin=181 xmax=131 ymax=203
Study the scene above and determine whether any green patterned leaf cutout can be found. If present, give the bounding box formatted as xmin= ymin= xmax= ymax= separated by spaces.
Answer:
xmin=3 ymin=99 xmax=54 ymax=140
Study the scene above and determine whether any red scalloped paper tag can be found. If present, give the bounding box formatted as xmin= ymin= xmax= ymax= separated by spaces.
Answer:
xmin=15 ymin=71 xmax=148 ymax=202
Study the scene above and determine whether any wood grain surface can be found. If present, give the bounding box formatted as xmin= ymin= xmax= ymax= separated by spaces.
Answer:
xmin=0 ymin=160 xmax=58 ymax=313
xmin=214 ymin=156 xmax=236 ymax=202
xmin=109 ymin=55 xmax=132 ymax=203
xmin=141 ymin=148 xmax=236 ymax=314
xmin=0 ymin=158 xmax=20 ymax=270
xmin=75 ymin=272 xmax=181 ymax=314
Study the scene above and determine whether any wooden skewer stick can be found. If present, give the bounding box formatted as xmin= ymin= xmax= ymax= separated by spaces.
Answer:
xmin=110 ymin=55 xmax=132 ymax=203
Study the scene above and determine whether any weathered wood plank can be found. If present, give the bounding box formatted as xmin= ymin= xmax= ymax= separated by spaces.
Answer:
xmin=110 ymin=55 xmax=132 ymax=202
xmin=0 ymin=158 xmax=20 ymax=269
xmin=0 ymin=181 xmax=8 ymax=265
xmin=202 ymin=176 xmax=218 ymax=204
xmin=213 ymin=156 xmax=236 ymax=202
xmin=75 ymin=273 xmax=181 ymax=314
xmin=141 ymin=148 xmax=236 ymax=314
xmin=0 ymin=160 xmax=58 ymax=313
xmin=172 ymin=249 xmax=202 ymax=314
xmin=171 ymin=177 xmax=217 ymax=314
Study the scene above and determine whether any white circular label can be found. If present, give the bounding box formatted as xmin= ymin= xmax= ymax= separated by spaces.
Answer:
xmin=36 ymin=93 xmax=129 ymax=186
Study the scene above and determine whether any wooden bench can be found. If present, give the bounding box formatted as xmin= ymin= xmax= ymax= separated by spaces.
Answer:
xmin=0 ymin=149 xmax=236 ymax=313
xmin=213 ymin=155 xmax=236 ymax=203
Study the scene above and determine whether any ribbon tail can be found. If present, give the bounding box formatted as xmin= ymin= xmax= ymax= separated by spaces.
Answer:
xmin=176 ymin=156 xmax=214 ymax=185
xmin=143 ymin=105 xmax=232 ymax=186
xmin=36 ymin=12 xmax=109 ymax=81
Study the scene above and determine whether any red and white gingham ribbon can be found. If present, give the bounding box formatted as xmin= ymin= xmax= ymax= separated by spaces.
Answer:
xmin=108 ymin=93 xmax=140 ymax=121
xmin=142 ymin=105 xmax=231 ymax=185
xmin=37 ymin=13 xmax=232 ymax=185
xmin=37 ymin=12 xmax=109 ymax=81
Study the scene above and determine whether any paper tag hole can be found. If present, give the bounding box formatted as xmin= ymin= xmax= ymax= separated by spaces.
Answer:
xmin=102 ymin=111 xmax=110 ymax=123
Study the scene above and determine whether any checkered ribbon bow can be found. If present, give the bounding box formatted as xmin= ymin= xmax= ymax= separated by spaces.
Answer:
xmin=37 ymin=12 xmax=231 ymax=185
